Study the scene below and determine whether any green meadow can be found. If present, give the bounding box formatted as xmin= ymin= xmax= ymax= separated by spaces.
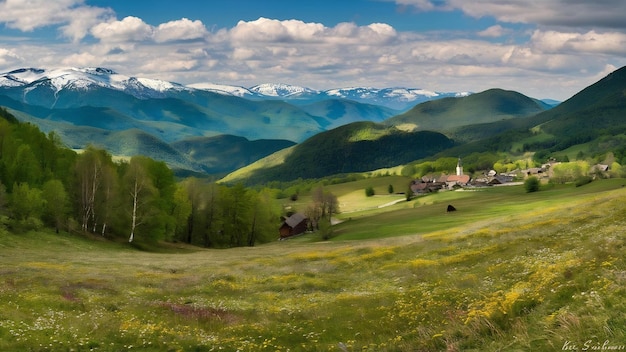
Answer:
xmin=1 ymin=179 xmax=625 ymax=351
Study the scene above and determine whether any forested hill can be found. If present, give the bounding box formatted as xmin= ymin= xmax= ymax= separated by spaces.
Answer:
xmin=0 ymin=108 xmax=280 ymax=248
xmin=221 ymin=121 xmax=455 ymax=184
xmin=428 ymin=65 xmax=626 ymax=161
xmin=384 ymin=88 xmax=550 ymax=134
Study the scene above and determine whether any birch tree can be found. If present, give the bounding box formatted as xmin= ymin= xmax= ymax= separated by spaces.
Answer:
xmin=75 ymin=147 xmax=107 ymax=232
xmin=124 ymin=157 xmax=156 ymax=243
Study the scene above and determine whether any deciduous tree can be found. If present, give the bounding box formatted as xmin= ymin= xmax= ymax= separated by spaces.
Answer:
xmin=42 ymin=179 xmax=69 ymax=233
xmin=123 ymin=157 xmax=156 ymax=243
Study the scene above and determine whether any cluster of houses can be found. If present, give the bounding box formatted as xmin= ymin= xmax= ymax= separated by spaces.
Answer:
xmin=280 ymin=158 xmax=612 ymax=239
xmin=410 ymin=158 xmax=612 ymax=195
xmin=410 ymin=157 xmax=546 ymax=194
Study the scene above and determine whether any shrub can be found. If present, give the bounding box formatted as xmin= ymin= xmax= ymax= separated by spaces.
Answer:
xmin=524 ymin=176 xmax=540 ymax=193
xmin=365 ymin=186 xmax=375 ymax=197
xmin=575 ymin=175 xmax=593 ymax=187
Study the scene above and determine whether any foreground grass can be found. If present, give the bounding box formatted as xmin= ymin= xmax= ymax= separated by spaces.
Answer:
xmin=1 ymin=181 xmax=625 ymax=351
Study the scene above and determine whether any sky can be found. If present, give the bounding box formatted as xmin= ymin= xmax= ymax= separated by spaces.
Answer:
xmin=1 ymin=0 xmax=626 ymax=100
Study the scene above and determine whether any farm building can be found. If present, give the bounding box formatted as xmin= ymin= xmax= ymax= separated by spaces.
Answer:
xmin=279 ymin=213 xmax=308 ymax=239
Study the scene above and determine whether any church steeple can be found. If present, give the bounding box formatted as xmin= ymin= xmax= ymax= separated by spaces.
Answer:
xmin=456 ymin=157 xmax=463 ymax=176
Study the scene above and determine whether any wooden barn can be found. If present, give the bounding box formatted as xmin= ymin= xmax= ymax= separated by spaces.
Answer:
xmin=279 ymin=213 xmax=308 ymax=239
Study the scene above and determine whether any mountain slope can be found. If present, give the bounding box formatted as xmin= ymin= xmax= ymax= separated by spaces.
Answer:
xmin=536 ymin=66 xmax=626 ymax=137
xmin=171 ymin=135 xmax=296 ymax=175
xmin=221 ymin=121 xmax=455 ymax=184
xmin=385 ymin=88 xmax=550 ymax=135
xmin=436 ymin=65 xmax=626 ymax=159
xmin=298 ymin=99 xmax=398 ymax=129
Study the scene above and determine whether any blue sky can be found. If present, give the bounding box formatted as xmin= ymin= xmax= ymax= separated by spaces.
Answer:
xmin=1 ymin=0 xmax=625 ymax=100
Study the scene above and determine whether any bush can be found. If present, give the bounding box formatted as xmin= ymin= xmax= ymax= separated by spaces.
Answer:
xmin=365 ymin=186 xmax=375 ymax=197
xmin=575 ymin=175 xmax=593 ymax=187
xmin=524 ymin=176 xmax=540 ymax=193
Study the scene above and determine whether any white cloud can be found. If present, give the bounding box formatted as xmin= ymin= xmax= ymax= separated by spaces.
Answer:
xmin=61 ymin=52 xmax=101 ymax=67
xmin=230 ymin=17 xmax=326 ymax=42
xmin=154 ymin=18 xmax=209 ymax=43
xmin=531 ymin=30 xmax=626 ymax=56
xmin=90 ymin=16 xmax=209 ymax=44
xmin=0 ymin=0 xmax=113 ymax=41
xmin=230 ymin=18 xmax=397 ymax=45
xmin=478 ymin=25 xmax=510 ymax=38
xmin=139 ymin=58 xmax=198 ymax=72
xmin=0 ymin=48 xmax=21 ymax=66
xmin=91 ymin=16 xmax=154 ymax=43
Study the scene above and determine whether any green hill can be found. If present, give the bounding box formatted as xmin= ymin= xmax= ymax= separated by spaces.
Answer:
xmin=440 ymin=66 xmax=626 ymax=159
xmin=221 ymin=121 xmax=455 ymax=184
xmin=385 ymin=88 xmax=550 ymax=134
xmin=534 ymin=66 xmax=626 ymax=142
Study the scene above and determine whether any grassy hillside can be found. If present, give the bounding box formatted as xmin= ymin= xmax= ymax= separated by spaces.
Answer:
xmin=221 ymin=121 xmax=455 ymax=184
xmin=1 ymin=179 xmax=624 ymax=351
xmin=385 ymin=88 xmax=549 ymax=134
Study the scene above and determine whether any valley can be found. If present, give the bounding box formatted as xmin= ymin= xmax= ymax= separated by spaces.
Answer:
xmin=0 ymin=65 xmax=625 ymax=351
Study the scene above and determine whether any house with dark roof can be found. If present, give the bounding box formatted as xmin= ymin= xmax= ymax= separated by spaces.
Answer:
xmin=279 ymin=213 xmax=308 ymax=239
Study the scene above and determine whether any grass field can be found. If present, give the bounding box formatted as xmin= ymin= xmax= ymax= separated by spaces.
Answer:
xmin=1 ymin=179 xmax=625 ymax=351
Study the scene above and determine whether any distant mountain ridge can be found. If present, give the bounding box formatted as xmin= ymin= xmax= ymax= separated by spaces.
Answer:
xmin=385 ymin=88 xmax=552 ymax=139
xmin=222 ymin=66 xmax=626 ymax=184
xmin=0 ymin=66 xmax=569 ymax=178
xmin=0 ymin=67 xmax=469 ymax=111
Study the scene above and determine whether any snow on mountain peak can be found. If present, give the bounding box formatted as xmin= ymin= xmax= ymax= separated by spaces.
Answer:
xmin=249 ymin=83 xmax=319 ymax=97
xmin=0 ymin=67 xmax=188 ymax=98
xmin=0 ymin=66 xmax=472 ymax=110
xmin=187 ymin=82 xmax=253 ymax=97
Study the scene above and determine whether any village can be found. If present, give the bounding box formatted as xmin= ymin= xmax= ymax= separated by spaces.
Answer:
xmin=279 ymin=157 xmax=613 ymax=239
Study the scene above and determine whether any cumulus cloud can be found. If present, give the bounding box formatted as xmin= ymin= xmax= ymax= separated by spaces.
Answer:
xmin=91 ymin=16 xmax=154 ymax=43
xmin=230 ymin=17 xmax=326 ymax=42
xmin=90 ymin=16 xmax=209 ymax=44
xmin=0 ymin=0 xmax=113 ymax=41
xmin=154 ymin=18 xmax=209 ymax=43
xmin=229 ymin=18 xmax=397 ymax=44
xmin=531 ymin=30 xmax=626 ymax=56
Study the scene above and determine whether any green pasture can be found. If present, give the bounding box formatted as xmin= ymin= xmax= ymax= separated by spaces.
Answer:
xmin=280 ymin=175 xmax=411 ymax=214
xmin=1 ymin=179 xmax=625 ymax=351
xmin=331 ymin=179 xmax=626 ymax=240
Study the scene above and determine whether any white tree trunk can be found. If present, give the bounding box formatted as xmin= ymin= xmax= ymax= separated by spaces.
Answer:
xmin=129 ymin=178 xmax=139 ymax=243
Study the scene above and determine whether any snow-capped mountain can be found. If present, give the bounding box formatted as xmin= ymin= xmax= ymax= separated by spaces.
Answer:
xmin=325 ymin=87 xmax=471 ymax=111
xmin=0 ymin=67 xmax=471 ymax=111
xmin=0 ymin=67 xmax=189 ymax=100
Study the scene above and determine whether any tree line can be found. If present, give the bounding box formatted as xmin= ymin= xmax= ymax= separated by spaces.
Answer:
xmin=0 ymin=109 xmax=280 ymax=247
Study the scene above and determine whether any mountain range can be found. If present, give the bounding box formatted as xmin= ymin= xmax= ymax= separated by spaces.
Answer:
xmin=0 ymin=67 xmax=474 ymax=174
xmin=221 ymin=66 xmax=626 ymax=184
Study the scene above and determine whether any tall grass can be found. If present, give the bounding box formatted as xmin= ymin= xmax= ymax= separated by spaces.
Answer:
xmin=1 ymin=180 xmax=625 ymax=351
